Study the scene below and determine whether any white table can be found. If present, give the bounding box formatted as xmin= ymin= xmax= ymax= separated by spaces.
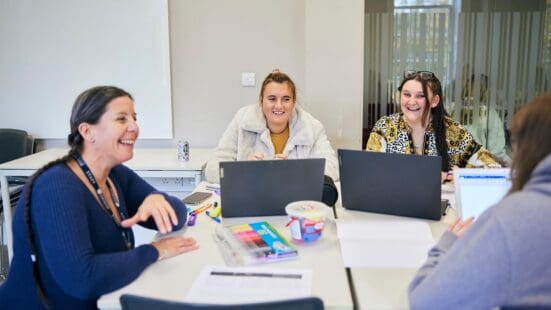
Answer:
xmin=336 ymin=186 xmax=458 ymax=309
xmin=0 ymin=148 xmax=212 ymax=262
xmin=98 ymin=184 xmax=353 ymax=309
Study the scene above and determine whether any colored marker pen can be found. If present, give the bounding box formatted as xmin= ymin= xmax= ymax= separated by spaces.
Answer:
xmin=187 ymin=213 xmax=197 ymax=226
xmin=208 ymin=215 xmax=221 ymax=223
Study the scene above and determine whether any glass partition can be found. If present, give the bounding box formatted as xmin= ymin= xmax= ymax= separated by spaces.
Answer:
xmin=363 ymin=0 xmax=551 ymax=164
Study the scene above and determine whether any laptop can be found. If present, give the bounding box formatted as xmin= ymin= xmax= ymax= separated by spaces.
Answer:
xmin=338 ymin=149 xmax=442 ymax=220
xmin=219 ymin=158 xmax=325 ymax=217
xmin=454 ymin=168 xmax=511 ymax=219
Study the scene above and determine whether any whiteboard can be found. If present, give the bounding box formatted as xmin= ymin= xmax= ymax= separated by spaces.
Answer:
xmin=0 ymin=0 xmax=172 ymax=139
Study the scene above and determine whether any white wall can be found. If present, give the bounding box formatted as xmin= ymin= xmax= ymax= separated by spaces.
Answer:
xmin=170 ymin=0 xmax=306 ymax=148
xmin=35 ymin=1 xmax=364 ymax=151
xmin=304 ymin=0 xmax=364 ymax=150
xmin=0 ymin=0 xmax=172 ymax=140
xmin=170 ymin=0 xmax=364 ymax=150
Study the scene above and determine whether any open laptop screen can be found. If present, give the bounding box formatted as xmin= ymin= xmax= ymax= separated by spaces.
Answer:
xmin=219 ymin=158 xmax=325 ymax=218
xmin=454 ymin=168 xmax=511 ymax=219
xmin=338 ymin=149 xmax=442 ymax=220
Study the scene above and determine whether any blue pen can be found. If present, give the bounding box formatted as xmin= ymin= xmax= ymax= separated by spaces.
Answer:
xmin=208 ymin=215 xmax=221 ymax=223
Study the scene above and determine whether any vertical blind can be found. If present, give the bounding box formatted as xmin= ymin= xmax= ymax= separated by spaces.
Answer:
xmin=364 ymin=4 xmax=551 ymax=162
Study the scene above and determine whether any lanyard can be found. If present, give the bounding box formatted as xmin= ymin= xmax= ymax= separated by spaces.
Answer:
xmin=74 ymin=153 xmax=132 ymax=250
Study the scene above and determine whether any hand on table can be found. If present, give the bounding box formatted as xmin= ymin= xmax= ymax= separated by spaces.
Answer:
xmin=448 ymin=216 xmax=474 ymax=237
xmin=441 ymin=165 xmax=459 ymax=183
xmin=152 ymin=236 xmax=198 ymax=260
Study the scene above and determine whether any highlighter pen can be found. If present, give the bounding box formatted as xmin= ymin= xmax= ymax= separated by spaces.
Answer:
xmin=191 ymin=203 xmax=212 ymax=215
xmin=209 ymin=204 xmax=221 ymax=218
xmin=187 ymin=213 xmax=197 ymax=226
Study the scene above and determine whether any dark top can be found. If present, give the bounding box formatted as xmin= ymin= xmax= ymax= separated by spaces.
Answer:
xmin=0 ymin=163 xmax=187 ymax=309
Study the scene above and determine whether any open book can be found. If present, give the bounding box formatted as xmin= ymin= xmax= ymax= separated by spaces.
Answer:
xmin=214 ymin=221 xmax=298 ymax=266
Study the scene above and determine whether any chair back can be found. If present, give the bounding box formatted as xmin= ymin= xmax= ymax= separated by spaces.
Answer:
xmin=120 ymin=294 xmax=324 ymax=310
xmin=0 ymin=128 xmax=34 ymax=164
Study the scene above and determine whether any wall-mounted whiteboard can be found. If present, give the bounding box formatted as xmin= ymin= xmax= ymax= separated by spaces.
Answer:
xmin=0 ymin=0 xmax=172 ymax=139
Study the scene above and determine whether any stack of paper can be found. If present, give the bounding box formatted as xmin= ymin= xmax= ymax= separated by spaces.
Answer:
xmin=336 ymin=219 xmax=435 ymax=268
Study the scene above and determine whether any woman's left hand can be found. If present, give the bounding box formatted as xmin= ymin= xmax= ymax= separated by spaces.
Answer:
xmin=121 ymin=194 xmax=178 ymax=234
xmin=448 ymin=216 xmax=474 ymax=237
xmin=441 ymin=165 xmax=459 ymax=183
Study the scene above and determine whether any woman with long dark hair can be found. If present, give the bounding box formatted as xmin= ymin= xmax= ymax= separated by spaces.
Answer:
xmin=409 ymin=93 xmax=551 ymax=309
xmin=367 ymin=70 xmax=500 ymax=182
xmin=0 ymin=86 xmax=198 ymax=309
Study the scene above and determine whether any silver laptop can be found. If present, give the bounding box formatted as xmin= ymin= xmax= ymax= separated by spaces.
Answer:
xmin=219 ymin=159 xmax=325 ymax=217
xmin=454 ymin=168 xmax=511 ymax=219
xmin=338 ymin=149 xmax=442 ymax=220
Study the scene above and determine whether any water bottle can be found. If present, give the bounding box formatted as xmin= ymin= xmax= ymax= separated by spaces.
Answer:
xmin=177 ymin=140 xmax=190 ymax=161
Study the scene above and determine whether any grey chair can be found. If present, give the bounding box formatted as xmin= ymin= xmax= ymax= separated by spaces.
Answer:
xmin=0 ymin=129 xmax=34 ymax=280
xmin=0 ymin=128 xmax=34 ymax=187
xmin=120 ymin=294 xmax=324 ymax=310
xmin=0 ymin=128 xmax=34 ymax=164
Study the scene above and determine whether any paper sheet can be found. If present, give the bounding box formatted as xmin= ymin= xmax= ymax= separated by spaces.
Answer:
xmin=336 ymin=219 xmax=434 ymax=268
xmin=186 ymin=265 xmax=312 ymax=304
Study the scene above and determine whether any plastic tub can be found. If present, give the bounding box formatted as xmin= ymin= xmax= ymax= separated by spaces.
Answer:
xmin=285 ymin=201 xmax=330 ymax=243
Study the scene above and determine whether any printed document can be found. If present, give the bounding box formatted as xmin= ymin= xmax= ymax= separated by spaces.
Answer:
xmin=186 ymin=265 xmax=312 ymax=304
xmin=337 ymin=219 xmax=434 ymax=268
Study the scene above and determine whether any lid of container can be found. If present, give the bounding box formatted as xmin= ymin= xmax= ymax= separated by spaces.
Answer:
xmin=285 ymin=200 xmax=329 ymax=218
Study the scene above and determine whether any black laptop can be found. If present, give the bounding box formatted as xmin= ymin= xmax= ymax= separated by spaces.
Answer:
xmin=338 ymin=149 xmax=442 ymax=220
xmin=219 ymin=158 xmax=325 ymax=217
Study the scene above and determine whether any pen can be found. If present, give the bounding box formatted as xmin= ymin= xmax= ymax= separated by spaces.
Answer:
xmin=208 ymin=202 xmax=221 ymax=217
xmin=191 ymin=203 xmax=212 ymax=215
xmin=208 ymin=214 xmax=221 ymax=223
xmin=187 ymin=213 xmax=197 ymax=226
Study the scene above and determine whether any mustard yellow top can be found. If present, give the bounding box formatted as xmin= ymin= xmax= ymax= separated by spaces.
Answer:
xmin=270 ymin=126 xmax=290 ymax=154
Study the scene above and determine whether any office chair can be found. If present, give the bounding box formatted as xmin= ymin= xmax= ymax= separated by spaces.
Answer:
xmin=0 ymin=128 xmax=34 ymax=184
xmin=120 ymin=294 xmax=324 ymax=310
xmin=0 ymin=128 xmax=34 ymax=164
xmin=0 ymin=129 xmax=34 ymax=280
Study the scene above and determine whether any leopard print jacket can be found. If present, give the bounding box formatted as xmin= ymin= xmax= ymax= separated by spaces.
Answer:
xmin=366 ymin=113 xmax=500 ymax=170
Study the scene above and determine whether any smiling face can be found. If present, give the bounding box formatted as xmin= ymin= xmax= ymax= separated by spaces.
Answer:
xmin=400 ymin=79 xmax=439 ymax=127
xmin=261 ymin=82 xmax=295 ymax=133
xmin=87 ymin=96 xmax=139 ymax=166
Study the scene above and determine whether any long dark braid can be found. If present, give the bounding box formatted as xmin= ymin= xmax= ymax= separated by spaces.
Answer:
xmin=424 ymin=77 xmax=450 ymax=171
xmin=23 ymin=149 xmax=77 ymax=308
xmin=24 ymin=86 xmax=133 ymax=308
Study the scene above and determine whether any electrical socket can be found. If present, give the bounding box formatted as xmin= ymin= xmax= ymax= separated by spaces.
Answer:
xmin=144 ymin=177 xmax=193 ymax=192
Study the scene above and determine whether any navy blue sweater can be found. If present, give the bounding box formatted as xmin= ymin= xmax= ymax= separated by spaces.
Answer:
xmin=0 ymin=163 xmax=187 ymax=309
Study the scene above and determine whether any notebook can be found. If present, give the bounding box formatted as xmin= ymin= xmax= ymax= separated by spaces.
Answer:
xmin=454 ymin=168 xmax=511 ymax=219
xmin=338 ymin=149 xmax=442 ymax=220
xmin=219 ymin=158 xmax=325 ymax=217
